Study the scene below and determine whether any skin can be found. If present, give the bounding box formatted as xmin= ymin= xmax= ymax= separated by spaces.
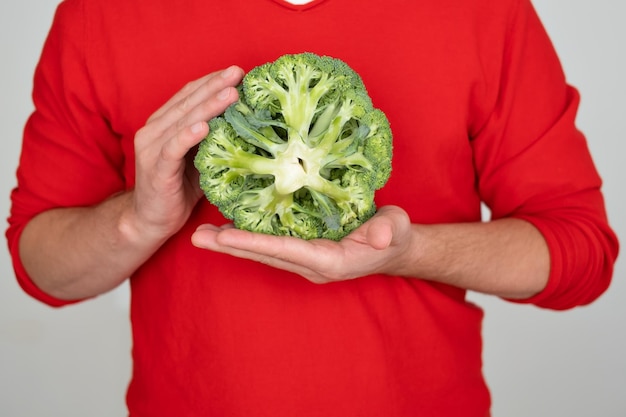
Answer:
xmin=19 ymin=66 xmax=550 ymax=301
xmin=19 ymin=66 xmax=245 ymax=300
xmin=192 ymin=208 xmax=549 ymax=299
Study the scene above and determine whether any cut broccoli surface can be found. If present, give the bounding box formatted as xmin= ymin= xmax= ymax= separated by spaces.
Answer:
xmin=194 ymin=52 xmax=392 ymax=240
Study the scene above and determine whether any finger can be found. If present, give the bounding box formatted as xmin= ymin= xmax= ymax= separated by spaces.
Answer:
xmin=172 ymin=85 xmax=238 ymax=144
xmin=365 ymin=205 xmax=411 ymax=249
xmin=365 ymin=216 xmax=394 ymax=250
xmin=216 ymin=228 xmax=339 ymax=266
xmin=147 ymin=72 xmax=216 ymax=122
xmin=134 ymin=68 xmax=243 ymax=162
xmin=219 ymin=246 xmax=320 ymax=280
xmin=152 ymin=87 xmax=243 ymax=175
xmin=365 ymin=206 xmax=405 ymax=250
xmin=191 ymin=226 xmax=323 ymax=279
xmin=148 ymin=66 xmax=244 ymax=137
xmin=155 ymin=76 xmax=241 ymax=161
xmin=158 ymin=86 xmax=238 ymax=164
xmin=193 ymin=226 xmax=337 ymax=268
xmin=172 ymin=66 xmax=243 ymax=124
xmin=149 ymin=66 xmax=243 ymax=124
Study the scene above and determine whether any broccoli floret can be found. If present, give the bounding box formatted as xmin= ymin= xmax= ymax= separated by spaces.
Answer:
xmin=194 ymin=52 xmax=392 ymax=240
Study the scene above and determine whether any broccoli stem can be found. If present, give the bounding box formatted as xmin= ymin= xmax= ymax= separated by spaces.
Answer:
xmin=275 ymin=70 xmax=333 ymax=139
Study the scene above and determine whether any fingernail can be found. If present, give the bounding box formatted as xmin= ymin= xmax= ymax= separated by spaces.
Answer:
xmin=221 ymin=66 xmax=235 ymax=78
xmin=191 ymin=122 xmax=204 ymax=133
xmin=196 ymin=224 xmax=219 ymax=232
xmin=217 ymin=88 xmax=230 ymax=100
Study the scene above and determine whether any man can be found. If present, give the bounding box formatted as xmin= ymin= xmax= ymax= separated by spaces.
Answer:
xmin=7 ymin=0 xmax=619 ymax=415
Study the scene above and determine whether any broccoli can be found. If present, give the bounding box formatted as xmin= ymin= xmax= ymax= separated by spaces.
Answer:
xmin=194 ymin=52 xmax=392 ymax=240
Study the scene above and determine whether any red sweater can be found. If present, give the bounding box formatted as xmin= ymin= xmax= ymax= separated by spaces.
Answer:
xmin=7 ymin=0 xmax=619 ymax=415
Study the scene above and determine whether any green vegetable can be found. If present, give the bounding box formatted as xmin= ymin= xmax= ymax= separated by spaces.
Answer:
xmin=194 ymin=52 xmax=392 ymax=240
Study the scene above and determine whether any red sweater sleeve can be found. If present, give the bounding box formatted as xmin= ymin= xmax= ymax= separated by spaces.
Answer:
xmin=471 ymin=0 xmax=619 ymax=309
xmin=6 ymin=0 xmax=125 ymax=307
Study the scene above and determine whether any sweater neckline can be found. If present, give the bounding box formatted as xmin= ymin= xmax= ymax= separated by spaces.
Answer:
xmin=270 ymin=0 xmax=328 ymax=11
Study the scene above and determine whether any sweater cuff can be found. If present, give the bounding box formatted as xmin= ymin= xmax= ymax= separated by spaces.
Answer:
xmin=504 ymin=213 xmax=612 ymax=310
xmin=504 ymin=215 xmax=570 ymax=310
xmin=7 ymin=224 xmax=82 ymax=308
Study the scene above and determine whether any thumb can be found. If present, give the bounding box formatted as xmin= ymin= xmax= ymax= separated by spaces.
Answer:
xmin=365 ymin=205 xmax=409 ymax=250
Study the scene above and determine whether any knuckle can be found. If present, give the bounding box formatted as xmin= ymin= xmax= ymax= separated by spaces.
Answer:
xmin=181 ymin=79 xmax=197 ymax=95
xmin=323 ymin=261 xmax=353 ymax=282
xmin=134 ymin=126 xmax=152 ymax=148
xmin=159 ymin=140 xmax=177 ymax=162
xmin=177 ymin=95 xmax=191 ymax=113
xmin=176 ymin=116 xmax=187 ymax=131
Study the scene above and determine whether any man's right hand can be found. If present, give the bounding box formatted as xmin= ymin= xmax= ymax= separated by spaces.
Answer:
xmin=19 ymin=66 xmax=244 ymax=300
xmin=125 ymin=66 xmax=244 ymax=243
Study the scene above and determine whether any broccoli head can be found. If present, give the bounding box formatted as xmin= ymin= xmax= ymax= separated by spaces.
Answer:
xmin=194 ymin=52 xmax=392 ymax=240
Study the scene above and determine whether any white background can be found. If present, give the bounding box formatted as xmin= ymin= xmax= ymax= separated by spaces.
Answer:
xmin=1 ymin=1 xmax=624 ymax=416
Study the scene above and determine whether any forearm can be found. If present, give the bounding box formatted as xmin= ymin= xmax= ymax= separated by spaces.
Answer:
xmin=192 ymin=206 xmax=550 ymax=299
xmin=15 ymin=67 xmax=244 ymax=302
xmin=18 ymin=191 xmax=168 ymax=300
xmin=395 ymin=217 xmax=550 ymax=299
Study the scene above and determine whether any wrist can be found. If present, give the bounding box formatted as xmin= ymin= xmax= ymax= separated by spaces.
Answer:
xmin=115 ymin=191 xmax=174 ymax=251
xmin=384 ymin=223 xmax=441 ymax=278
